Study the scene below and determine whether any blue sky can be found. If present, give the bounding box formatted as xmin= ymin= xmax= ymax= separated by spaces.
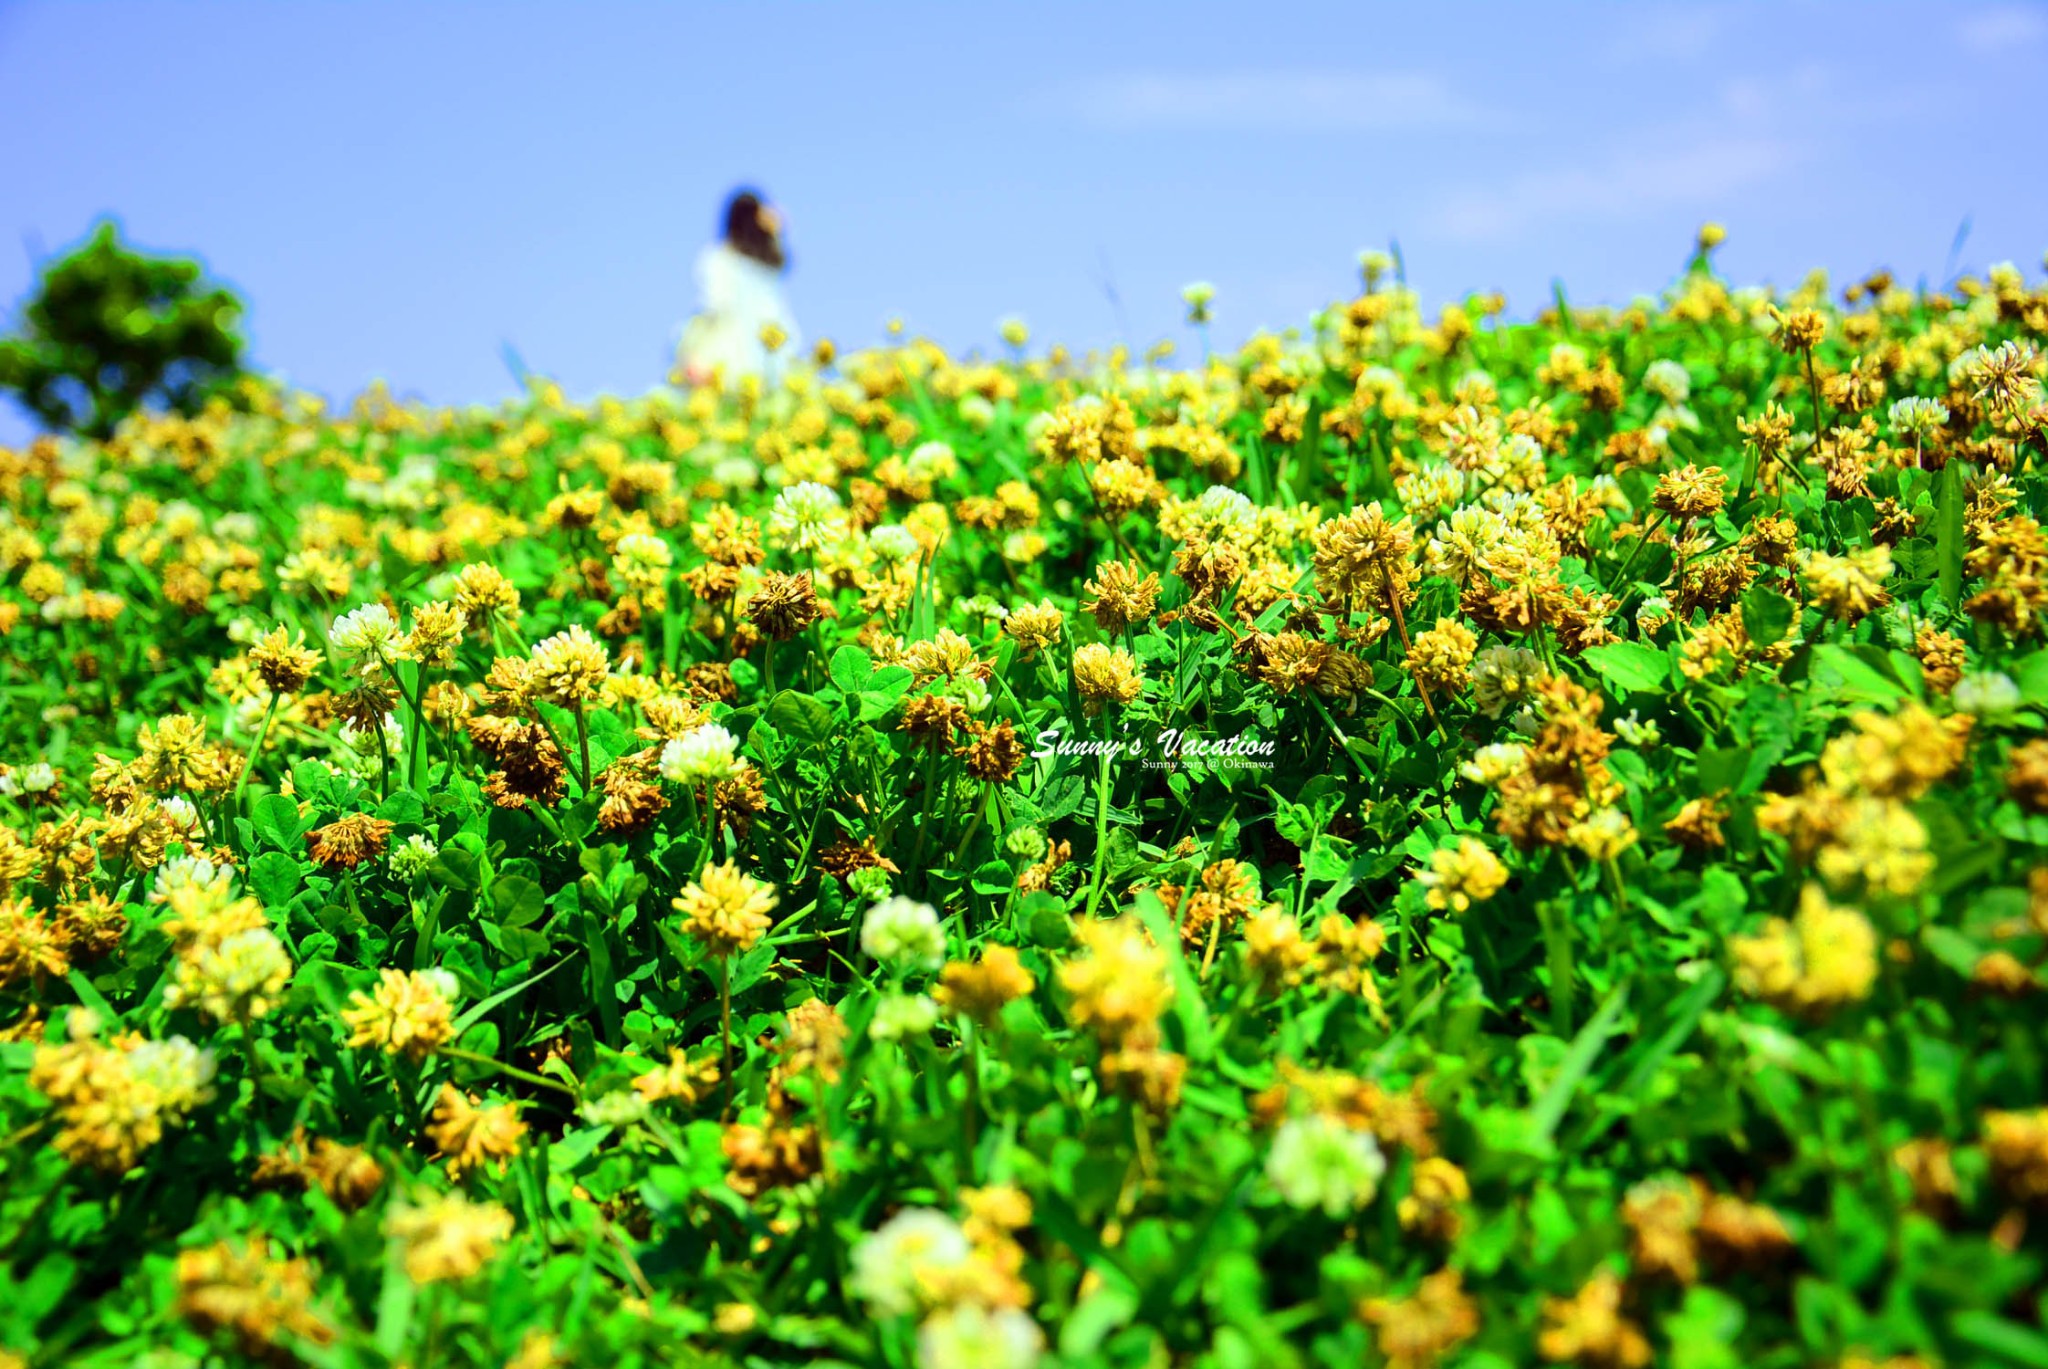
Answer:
xmin=2 ymin=1 xmax=2044 ymax=442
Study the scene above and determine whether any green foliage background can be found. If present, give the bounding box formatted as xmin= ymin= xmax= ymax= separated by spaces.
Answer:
xmin=0 ymin=221 xmax=246 ymax=440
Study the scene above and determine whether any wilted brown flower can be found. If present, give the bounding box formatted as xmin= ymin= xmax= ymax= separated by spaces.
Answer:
xmin=1652 ymin=464 xmax=1727 ymax=521
xmin=304 ymin=814 xmax=394 ymax=870
xmin=248 ymin=628 xmax=323 ymax=694
xmin=175 ymin=1237 xmax=334 ymax=1359
xmin=956 ymin=720 xmax=1026 ymax=783
xmin=1358 ymin=1269 xmax=1480 ymax=1369
xmin=1537 ymin=1270 xmax=1649 ymax=1369
xmin=722 ymin=1122 xmax=820 ymax=1197
xmin=1081 ymin=560 xmax=1161 ymax=634
xmin=744 ymin=570 xmax=830 ymax=641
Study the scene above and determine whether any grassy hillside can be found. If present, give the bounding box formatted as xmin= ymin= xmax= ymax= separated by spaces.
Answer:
xmin=2 ymin=241 xmax=2048 ymax=1368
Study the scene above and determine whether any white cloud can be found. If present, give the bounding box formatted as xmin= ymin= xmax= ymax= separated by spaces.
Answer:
xmin=1042 ymin=70 xmax=1483 ymax=134
xmin=1602 ymin=5 xmax=1729 ymax=62
xmin=1958 ymin=4 xmax=2048 ymax=51
xmin=1716 ymin=61 xmax=1831 ymax=121
xmin=1431 ymin=133 xmax=1801 ymax=242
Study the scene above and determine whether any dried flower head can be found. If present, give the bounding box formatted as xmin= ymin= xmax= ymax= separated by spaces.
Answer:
xmin=248 ymin=628 xmax=323 ymax=694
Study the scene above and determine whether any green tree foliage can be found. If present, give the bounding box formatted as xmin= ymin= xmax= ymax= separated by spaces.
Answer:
xmin=0 ymin=220 xmax=246 ymax=438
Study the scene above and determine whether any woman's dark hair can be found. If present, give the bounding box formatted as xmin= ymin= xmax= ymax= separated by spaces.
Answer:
xmin=723 ymin=188 xmax=785 ymax=270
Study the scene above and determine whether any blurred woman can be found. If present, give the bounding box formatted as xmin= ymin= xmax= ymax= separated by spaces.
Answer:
xmin=676 ymin=188 xmax=801 ymax=388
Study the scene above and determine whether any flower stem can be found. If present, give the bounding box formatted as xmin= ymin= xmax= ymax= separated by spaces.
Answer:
xmin=1536 ymin=896 xmax=1576 ymax=1036
xmin=1604 ymin=510 xmax=1664 ymax=594
xmin=1383 ymin=585 xmax=1444 ymax=738
xmin=962 ymin=1020 xmax=982 ymax=1174
xmin=573 ymin=701 xmax=593 ymax=791
xmin=232 ymin=692 xmax=283 ymax=841
xmin=407 ymin=666 xmax=431 ymax=788
xmin=438 ymin=1046 xmax=578 ymax=1098
xmin=1084 ymin=712 xmax=1117 ymax=918
xmin=718 ymin=956 xmax=735 ymax=1122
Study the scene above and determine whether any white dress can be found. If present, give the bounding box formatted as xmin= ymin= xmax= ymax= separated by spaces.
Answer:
xmin=677 ymin=242 xmax=802 ymax=387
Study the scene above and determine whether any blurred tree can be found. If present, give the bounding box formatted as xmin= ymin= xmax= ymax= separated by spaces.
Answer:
xmin=0 ymin=221 xmax=247 ymax=438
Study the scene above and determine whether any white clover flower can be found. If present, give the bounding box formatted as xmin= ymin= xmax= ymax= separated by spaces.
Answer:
xmin=1266 ymin=1114 xmax=1386 ymax=1217
xmin=769 ymin=481 xmax=845 ymax=552
xmin=848 ymin=865 xmax=893 ymax=901
xmin=164 ymin=927 xmax=294 ymax=1023
xmin=337 ymin=714 xmax=405 ymax=780
xmin=943 ymin=677 xmax=993 ymax=716
xmin=1636 ymin=595 xmax=1674 ymax=625
xmin=1953 ymin=671 xmax=2022 ymax=720
xmin=329 ymin=604 xmax=403 ymax=669
xmin=917 ymin=1305 xmax=1045 ymax=1369
xmin=659 ymin=723 xmax=740 ymax=785
xmin=869 ymin=524 xmax=921 ymax=564
xmin=1643 ymin=359 xmax=1691 ymax=404
xmin=869 ymin=992 xmax=941 ymax=1043
xmin=848 ymin=1208 xmax=974 ymax=1318
xmin=160 ymin=795 xmax=203 ymax=837
xmin=955 ymin=595 xmax=1009 ymax=625
xmin=19 ymin=761 xmax=56 ymax=794
xmin=1585 ymin=475 xmax=1630 ymax=512
xmin=1196 ymin=484 xmax=1257 ymax=529
xmin=1181 ymin=281 xmax=1216 ymax=320
xmin=958 ymin=394 xmax=996 ymax=430
xmin=1567 ymin=806 xmax=1639 ymax=861
xmin=711 ymin=457 xmax=761 ymax=490
xmin=421 ymin=968 xmax=462 ymax=1004
xmin=151 ymin=855 xmax=232 ymax=907
xmin=1483 ymin=488 xmax=1547 ymax=532
xmin=1546 ymin=341 xmax=1588 ymax=371
xmin=1460 ymin=742 xmax=1528 ymax=786
xmin=1004 ymin=826 xmax=1047 ymax=860
xmin=1001 ymin=531 xmax=1043 ymax=563
xmin=580 ymin=1091 xmax=652 ymax=1129
xmin=1888 ymin=395 xmax=1950 ymax=438
xmin=123 ymin=1036 xmax=219 ymax=1114
xmin=389 ymin=833 xmax=440 ymax=883
xmin=907 ymin=442 xmax=958 ymax=483
xmin=1453 ymin=369 xmax=1496 ymax=404
xmin=214 ymin=512 xmax=260 ymax=544
xmin=1423 ymin=505 xmax=1511 ymax=583
xmin=1954 ymin=339 xmax=2040 ymax=406
xmin=1613 ymin=711 xmax=1662 ymax=748
xmin=233 ymin=692 xmax=274 ymax=736
xmin=861 ymin=896 xmax=947 ymax=973
xmin=353 ymin=454 xmax=440 ymax=511
xmin=1497 ymin=431 xmax=1549 ymax=484
xmin=1357 ymin=364 xmax=1404 ymax=399
xmin=612 ymin=532 xmax=673 ymax=580
xmin=1397 ymin=463 xmax=1464 ymax=512
xmin=1470 ymin=645 xmax=1544 ymax=719
xmin=226 ymin=616 xmax=261 ymax=646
